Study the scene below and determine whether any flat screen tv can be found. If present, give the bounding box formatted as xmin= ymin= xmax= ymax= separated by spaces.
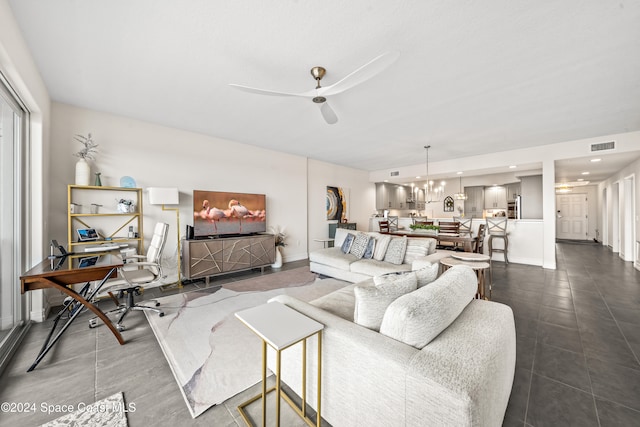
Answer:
xmin=193 ymin=190 xmax=266 ymax=238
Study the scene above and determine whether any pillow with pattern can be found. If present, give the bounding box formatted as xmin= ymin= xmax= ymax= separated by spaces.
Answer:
xmin=349 ymin=232 xmax=371 ymax=259
xmin=341 ymin=233 xmax=356 ymax=254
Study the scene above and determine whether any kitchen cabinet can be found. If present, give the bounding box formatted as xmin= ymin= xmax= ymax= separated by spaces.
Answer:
xmin=463 ymin=186 xmax=484 ymax=218
xmin=484 ymin=186 xmax=507 ymax=209
xmin=375 ymin=183 xmax=391 ymax=210
xmin=394 ymin=185 xmax=408 ymax=209
xmin=506 ymin=183 xmax=521 ymax=201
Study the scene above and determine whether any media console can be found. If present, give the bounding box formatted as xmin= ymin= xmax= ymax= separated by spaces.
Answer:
xmin=182 ymin=233 xmax=276 ymax=282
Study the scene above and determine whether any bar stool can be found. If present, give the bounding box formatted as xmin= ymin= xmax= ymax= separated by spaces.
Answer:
xmin=486 ymin=218 xmax=509 ymax=264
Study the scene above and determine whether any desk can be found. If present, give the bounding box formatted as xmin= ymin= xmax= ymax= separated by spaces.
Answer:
xmin=385 ymin=231 xmax=479 ymax=253
xmin=20 ymin=254 xmax=124 ymax=371
xmin=235 ymin=302 xmax=324 ymax=427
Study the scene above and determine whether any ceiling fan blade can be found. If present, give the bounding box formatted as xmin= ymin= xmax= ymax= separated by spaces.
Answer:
xmin=321 ymin=51 xmax=400 ymax=96
xmin=320 ymin=102 xmax=338 ymax=124
xmin=228 ymin=83 xmax=307 ymax=98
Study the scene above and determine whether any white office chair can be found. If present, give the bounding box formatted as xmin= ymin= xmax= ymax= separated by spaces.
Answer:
xmin=89 ymin=222 xmax=169 ymax=331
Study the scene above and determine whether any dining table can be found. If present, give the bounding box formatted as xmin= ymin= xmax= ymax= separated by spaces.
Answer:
xmin=384 ymin=230 xmax=479 ymax=253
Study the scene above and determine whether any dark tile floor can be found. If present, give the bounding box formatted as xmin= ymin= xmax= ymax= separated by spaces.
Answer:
xmin=495 ymin=242 xmax=640 ymax=427
xmin=1 ymin=243 xmax=639 ymax=426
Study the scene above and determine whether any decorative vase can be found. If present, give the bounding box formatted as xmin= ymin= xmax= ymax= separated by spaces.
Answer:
xmin=94 ymin=172 xmax=102 ymax=186
xmin=271 ymin=246 xmax=283 ymax=269
xmin=75 ymin=158 xmax=91 ymax=186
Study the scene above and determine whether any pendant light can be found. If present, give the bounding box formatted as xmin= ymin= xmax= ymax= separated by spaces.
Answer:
xmin=424 ymin=145 xmax=444 ymax=203
xmin=454 ymin=175 xmax=468 ymax=200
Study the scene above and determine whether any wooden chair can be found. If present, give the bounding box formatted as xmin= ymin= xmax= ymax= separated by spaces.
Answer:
xmin=378 ymin=220 xmax=390 ymax=233
xmin=454 ymin=216 xmax=472 ymax=237
xmin=438 ymin=221 xmax=460 ymax=235
xmin=475 ymin=223 xmax=486 ymax=254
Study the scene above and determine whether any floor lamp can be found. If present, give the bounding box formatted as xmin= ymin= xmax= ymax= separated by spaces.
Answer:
xmin=148 ymin=187 xmax=182 ymax=288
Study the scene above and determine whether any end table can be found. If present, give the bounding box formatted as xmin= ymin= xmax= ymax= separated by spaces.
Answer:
xmin=235 ymin=301 xmax=324 ymax=427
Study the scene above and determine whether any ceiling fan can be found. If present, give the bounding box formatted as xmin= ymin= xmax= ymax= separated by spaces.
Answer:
xmin=229 ymin=51 xmax=400 ymax=124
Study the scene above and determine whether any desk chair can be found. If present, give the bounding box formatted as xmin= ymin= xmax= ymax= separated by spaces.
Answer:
xmin=486 ymin=218 xmax=509 ymax=264
xmin=89 ymin=222 xmax=169 ymax=331
xmin=378 ymin=220 xmax=390 ymax=233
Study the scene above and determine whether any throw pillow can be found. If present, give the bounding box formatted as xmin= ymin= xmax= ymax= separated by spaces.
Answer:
xmin=349 ymin=232 xmax=371 ymax=259
xmin=373 ymin=235 xmax=391 ymax=261
xmin=403 ymin=238 xmax=431 ymax=264
xmin=341 ymin=233 xmax=356 ymax=254
xmin=354 ymin=272 xmax=418 ymax=331
xmin=413 ymin=262 xmax=439 ymax=288
xmin=363 ymin=236 xmax=376 ymax=259
xmin=379 ymin=265 xmax=477 ymax=348
xmin=383 ymin=236 xmax=408 ymax=265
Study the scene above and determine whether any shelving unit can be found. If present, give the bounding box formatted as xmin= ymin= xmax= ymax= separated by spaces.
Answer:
xmin=67 ymin=185 xmax=144 ymax=255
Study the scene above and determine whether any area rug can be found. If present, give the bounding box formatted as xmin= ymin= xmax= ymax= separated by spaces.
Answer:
xmin=144 ymin=267 xmax=348 ymax=418
xmin=40 ymin=392 xmax=128 ymax=427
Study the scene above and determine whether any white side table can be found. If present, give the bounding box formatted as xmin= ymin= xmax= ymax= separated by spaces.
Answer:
xmin=235 ymin=301 xmax=324 ymax=427
xmin=313 ymin=238 xmax=334 ymax=248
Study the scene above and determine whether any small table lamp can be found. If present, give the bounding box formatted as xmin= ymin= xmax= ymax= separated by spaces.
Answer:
xmin=148 ymin=187 xmax=181 ymax=287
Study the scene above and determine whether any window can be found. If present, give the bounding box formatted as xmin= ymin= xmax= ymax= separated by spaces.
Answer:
xmin=0 ymin=72 xmax=28 ymax=370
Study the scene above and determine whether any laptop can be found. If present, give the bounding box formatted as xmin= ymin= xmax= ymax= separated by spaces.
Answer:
xmin=78 ymin=255 xmax=99 ymax=268
xmin=76 ymin=228 xmax=99 ymax=242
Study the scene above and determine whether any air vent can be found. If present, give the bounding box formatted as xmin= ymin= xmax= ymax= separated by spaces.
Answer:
xmin=590 ymin=141 xmax=615 ymax=152
xmin=390 ymin=171 xmax=399 ymax=177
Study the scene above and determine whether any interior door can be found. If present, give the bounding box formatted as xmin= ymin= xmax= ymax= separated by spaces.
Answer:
xmin=556 ymin=194 xmax=588 ymax=240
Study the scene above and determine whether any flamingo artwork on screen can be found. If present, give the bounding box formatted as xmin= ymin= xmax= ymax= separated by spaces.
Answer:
xmin=193 ymin=190 xmax=266 ymax=238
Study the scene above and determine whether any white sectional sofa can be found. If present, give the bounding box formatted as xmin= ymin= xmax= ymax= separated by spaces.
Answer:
xmin=309 ymin=227 xmax=453 ymax=283
xmin=268 ymin=265 xmax=516 ymax=427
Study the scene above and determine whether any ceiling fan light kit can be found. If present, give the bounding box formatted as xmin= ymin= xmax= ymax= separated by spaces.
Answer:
xmin=229 ymin=51 xmax=400 ymax=124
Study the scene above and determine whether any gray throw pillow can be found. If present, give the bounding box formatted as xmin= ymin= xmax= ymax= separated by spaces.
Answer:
xmin=383 ymin=236 xmax=408 ymax=265
xmin=349 ymin=232 xmax=371 ymax=259
xmin=354 ymin=272 xmax=418 ymax=331
xmin=413 ymin=262 xmax=439 ymax=288
xmin=379 ymin=265 xmax=477 ymax=348
xmin=363 ymin=237 xmax=376 ymax=259
xmin=341 ymin=233 xmax=355 ymax=254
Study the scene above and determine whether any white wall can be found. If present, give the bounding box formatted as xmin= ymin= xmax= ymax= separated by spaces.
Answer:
xmin=598 ymin=156 xmax=640 ymax=267
xmin=1 ymin=0 xmax=51 ymax=322
xmin=50 ymin=103 xmax=315 ymax=271
xmin=307 ymin=158 xmax=374 ymax=251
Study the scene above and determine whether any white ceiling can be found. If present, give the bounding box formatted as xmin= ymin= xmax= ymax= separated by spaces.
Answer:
xmin=7 ymin=1 xmax=640 ymax=182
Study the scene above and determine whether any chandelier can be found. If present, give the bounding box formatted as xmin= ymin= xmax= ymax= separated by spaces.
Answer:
xmin=454 ymin=175 xmax=468 ymax=200
xmin=424 ymin=145 xmax=445 ymax=203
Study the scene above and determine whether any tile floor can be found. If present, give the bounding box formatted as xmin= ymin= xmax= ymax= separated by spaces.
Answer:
xmin=0 ymin=243 xmax=639 ymax=426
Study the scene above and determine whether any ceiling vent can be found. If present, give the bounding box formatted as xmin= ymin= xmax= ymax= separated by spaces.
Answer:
xmin=390 ymin=171 xmax=399 ymax=177
xmin=590 ymin=141 xmax=615 ymax=152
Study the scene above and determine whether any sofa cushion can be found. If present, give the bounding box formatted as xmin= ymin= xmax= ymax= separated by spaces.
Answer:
xmin=341 ymin=232 xmax=356 ymax=253
xmin=354 ymin=272 xmax=418 ymax=331
xmin=349 ymin=232 xmax=371 ymax=259
xmin=403 ymin=238 xmax=432 ymax=264
xmin=372 ymin=235 xmax=391 ymax=261
xmin=311 ymin=283 xmax=358 ymax=322
xmin=362 ymin=237 xmax=376 ymax=259
xmin=383 ymin=236 xmax=408 ymax=265
xmin=379 ymin=265 xmax=477 ymax=348
xmin=413 ymin=262 xmax=440 ymax=288
xmin=333 ymin=227 xmax=351 ymax=247
xmin=350 ymin=258 xmax=412 ymax=277
xmin=309 ymin=247 xmax=358 ymax=270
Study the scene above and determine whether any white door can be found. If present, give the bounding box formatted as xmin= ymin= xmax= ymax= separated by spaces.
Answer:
xmin=556 ymin=194 xmax=588 ymax=240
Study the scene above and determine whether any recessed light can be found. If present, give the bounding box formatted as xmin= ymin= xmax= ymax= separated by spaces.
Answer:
xmin=509 ymin=165 xmax=516 ymax=169
xmin=416 ymin=176 xmax=421 ymax=179
xmin=577 ymin=178 xmax=584 ymax=182
xmin=383 ymin=179 xmax=388 ymax=182
xmin=581 ymin=172 xmax=590 ymax=175
xmin=590 ymin=158 xmax=601 ymax=162
xmin=456 ymin=171 xmax=463 ymax=175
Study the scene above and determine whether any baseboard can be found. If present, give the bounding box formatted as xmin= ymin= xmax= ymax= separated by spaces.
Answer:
xmin=30 ymin=306 xmax=48 ymax=323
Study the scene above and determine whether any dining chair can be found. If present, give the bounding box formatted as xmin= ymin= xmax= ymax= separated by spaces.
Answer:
xmin=378 ymin=220 xmax=390 ymax=233
xmin=486 ymin=218 xmax=509 ymax=264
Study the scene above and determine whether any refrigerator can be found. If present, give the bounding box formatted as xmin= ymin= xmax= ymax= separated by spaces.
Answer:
xmin=507 ymin=196 xmax=521 ymax=219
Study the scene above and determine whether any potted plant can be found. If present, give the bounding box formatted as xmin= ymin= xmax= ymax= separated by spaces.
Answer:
xmin=269 ymin=225 xmax=287 ymax=268
xmin=409 ymin=223 xmax=440 ymax=235
xmin=73 ymin=133 xmax=98 ymax=186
